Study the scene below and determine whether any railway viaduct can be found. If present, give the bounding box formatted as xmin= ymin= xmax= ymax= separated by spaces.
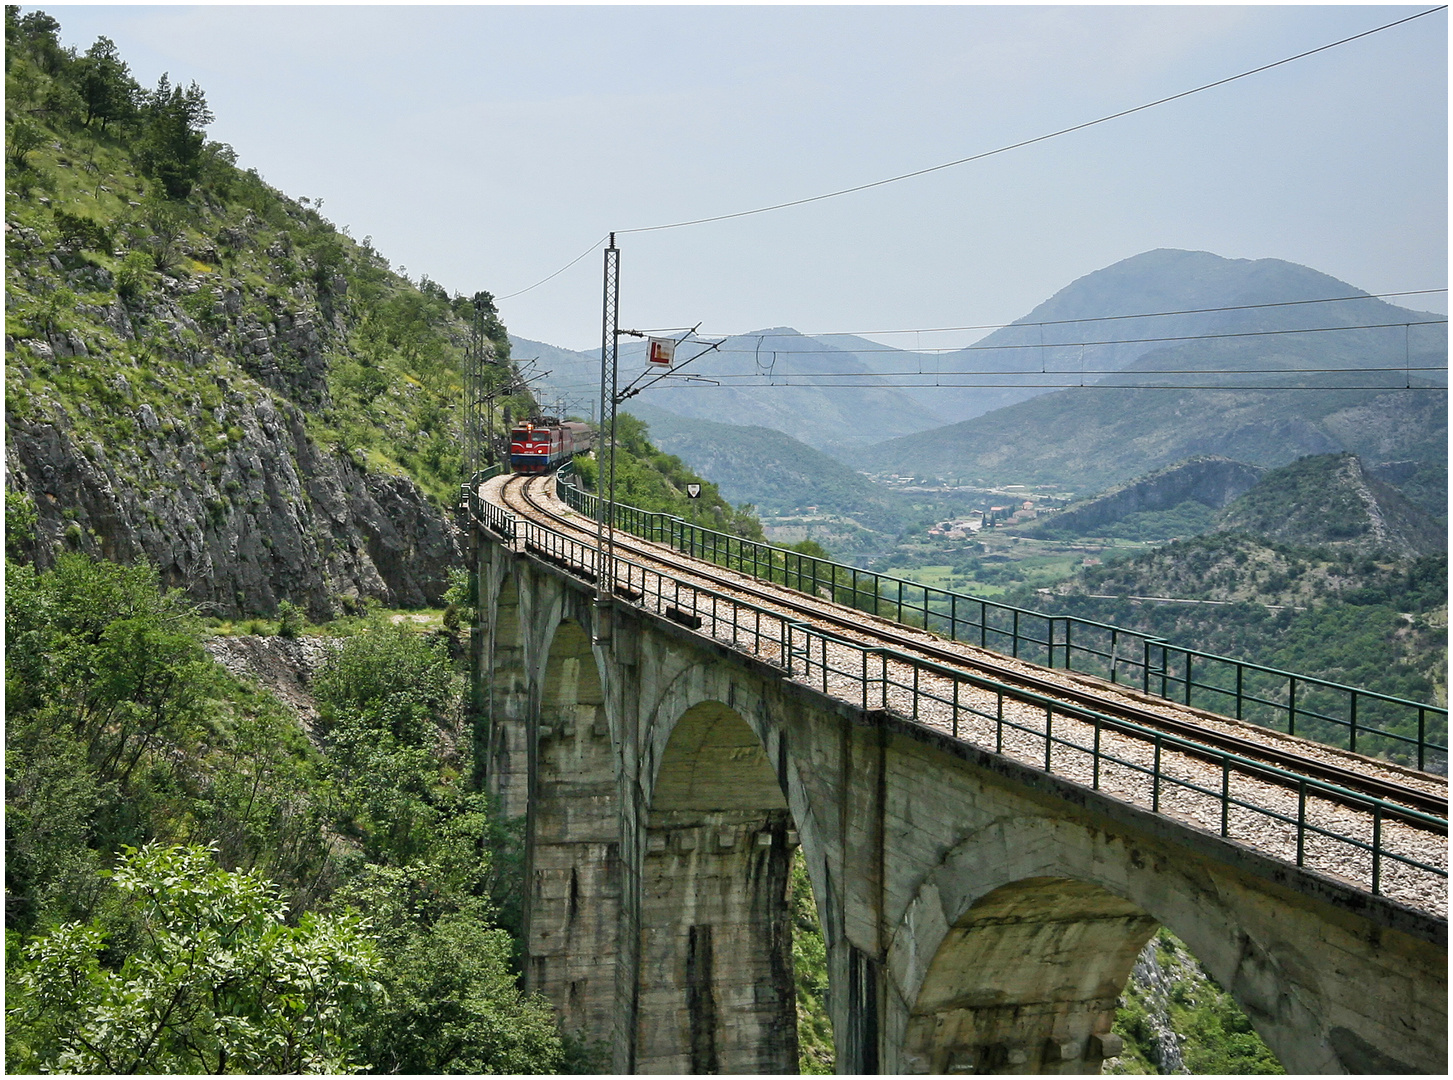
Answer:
xmin=469 ymin=487 xmax=1447 ymax=1075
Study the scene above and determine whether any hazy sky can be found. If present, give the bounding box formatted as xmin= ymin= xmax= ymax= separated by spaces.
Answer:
xmin=46 ymin=4 xmax=1449 ymax=351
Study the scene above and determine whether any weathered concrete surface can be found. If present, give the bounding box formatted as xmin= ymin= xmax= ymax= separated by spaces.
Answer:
xmin=637 ymin=701 xmax=797 ymax=1073
xmin=477 ymin=534 xmax=1448 ymax=1074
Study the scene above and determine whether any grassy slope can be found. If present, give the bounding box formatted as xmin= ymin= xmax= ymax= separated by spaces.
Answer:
xmin=626 ymin=403 xmax=899 ymax=521
xmin=574 ymin=412 xmax=766 ymax=539
xmin=1017 ymin=454 xmax=1447 ymax=710
xmin=6 ymin=61 xmax=527 ymax=515
xmin=1214 ymin=452 xmax=1447 ymax=549
xmin=1019 ymin=535 xmax=1447 ymax=710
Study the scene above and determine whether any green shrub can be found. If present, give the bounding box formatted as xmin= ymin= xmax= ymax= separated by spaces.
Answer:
xmin=275 ymin=599 xmax=302 ymax=639
xmin=115 ymin=250 xmax=153 ymax=304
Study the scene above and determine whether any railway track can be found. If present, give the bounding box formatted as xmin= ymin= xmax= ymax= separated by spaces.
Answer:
xmin=496 ymin=473 xmax=1446 ymax=830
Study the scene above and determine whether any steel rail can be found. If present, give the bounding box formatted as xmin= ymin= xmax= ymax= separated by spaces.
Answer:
xmin=553 ymin=468 xmax=1446 ymax=774
xmin=510 ymin=473 xmax=1446 ymax=827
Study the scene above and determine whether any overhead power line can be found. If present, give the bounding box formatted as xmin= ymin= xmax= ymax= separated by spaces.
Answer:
xmin=617 ymin=6 xmax=1447 ymax=235
xmin=697 ymin=366 xmax=1448 ymax=379
xmin=797 ymin=290 xmax=1449 ymax=340
xmin=496 ymin=234 xmax=610 ymax=301
xmin=695 ymin=317 xmax=1448 ymax=357
xmin=493 ymin=7 xmax=1446 ymax=300
xmin=650 ymin=381 xmax=1445 ymax=392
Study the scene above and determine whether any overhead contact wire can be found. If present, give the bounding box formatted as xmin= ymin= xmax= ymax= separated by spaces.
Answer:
xmin=496 ymin=233 xmax=611 ymax=301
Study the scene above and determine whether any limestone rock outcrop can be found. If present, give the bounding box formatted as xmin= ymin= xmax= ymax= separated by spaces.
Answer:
xmin=7 ymin=354 xmax=459 ymax=621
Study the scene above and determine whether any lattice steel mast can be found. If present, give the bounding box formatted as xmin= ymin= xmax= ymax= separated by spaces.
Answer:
xmin=463 ymin=293 xmax=490 ymax=478
xmin=596 ymin=235 xmax=620 ymax=612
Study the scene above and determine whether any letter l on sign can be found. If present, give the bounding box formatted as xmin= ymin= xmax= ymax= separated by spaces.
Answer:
xmin=647 ymin=337 xmax=676 ymax=366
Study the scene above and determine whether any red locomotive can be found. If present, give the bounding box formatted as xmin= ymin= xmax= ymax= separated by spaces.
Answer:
xmin=509 ymin=419 xmax=595 ymax=474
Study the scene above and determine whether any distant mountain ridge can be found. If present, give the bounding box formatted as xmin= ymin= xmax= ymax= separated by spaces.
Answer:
xmin=808 ymin=248 xmax=1443 ymax=425
xmin=861 ymin=358 xmax=1446 ymax=500
xmin=511 ymin=330 xmax=946 ymax=454
xmin=516 ymin=248 xmax=1446 ymax=510
xmin=861 ymin=250 xmax=1446 ymax=498
xmin=1022 ymin=457 xmax=1266 ymax=538
xmin=1213 ymin=453 xmax=1445 ymax=559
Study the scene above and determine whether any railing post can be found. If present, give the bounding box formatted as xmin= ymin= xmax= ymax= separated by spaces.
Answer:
xmin=1221 ymin=756 xmax=1230 ymax=836
xmin=1288 ymin=677 xmax=1297 ymax=737
xmin=1349 ymin=691 xmax=1358 ymax=754
xmin=1296 ymin=781 xmax=1307 ymax=866
xmin=1372 ymin=805 xmax=1383 ymax=894
xmin=1152 ymin=734 xmax=1162 ymax=813
xmin=862 ymin=649 xmax=869 ymax=712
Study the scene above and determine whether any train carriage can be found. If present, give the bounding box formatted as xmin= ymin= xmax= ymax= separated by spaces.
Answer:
xmin=510 ymin=420 xmax=595 ymax=473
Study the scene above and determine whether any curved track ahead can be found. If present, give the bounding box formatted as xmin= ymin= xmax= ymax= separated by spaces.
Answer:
xmin=495 ymin=473 xmax=1446 ymax=829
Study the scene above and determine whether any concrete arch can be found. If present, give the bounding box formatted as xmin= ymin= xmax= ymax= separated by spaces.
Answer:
xmin=899 ymin=875 xmax=1157 ymax=1074
xmin=884 ymin=812 xmax=1438 ymax=1074
xmin=633 ymin=661 xmax=829 ymax=890
xmin=631 ymin=655 xmax=877 ymax=1075
xmin=477 ymin=536 xmax=1446 ymax=1077
xmin=635 ymin=695 xmax=799 ymax=1074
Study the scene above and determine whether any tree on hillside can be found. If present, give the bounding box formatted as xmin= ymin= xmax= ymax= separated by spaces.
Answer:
xmin=14 ymin=8 xmax=65 ymax=75
xmin=6 ymin=116 xmax=46 ymax=170
xmin=312 ymin=626 xmax=566 ymax=1072
xmin=72 ymin=35 xmax=138 ymax=131
xmin=334 ymin=829 xmax=564 ymax=1074
xmin=4 ymin=5 xmax=19 ymax=68
xmin=138 ymin=73 xmax=213 ymax=198
xmin=314 ymin=623 xmax=459 ymax=866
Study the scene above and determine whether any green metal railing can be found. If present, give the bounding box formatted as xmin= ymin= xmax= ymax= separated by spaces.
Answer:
xmin=475 ymin=493 xmax=1447 ymax=905
xmin=461 ymin=466 xmax=514 ymax=540
xmin=555 ymin=470 xmax=1448 ymax=775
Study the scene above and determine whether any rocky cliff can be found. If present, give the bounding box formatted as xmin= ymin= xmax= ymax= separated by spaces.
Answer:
xmin=2 ymin=68 xmax=521 ymax=617
xmin=6 ymin=365 xmax=460 ymax=619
